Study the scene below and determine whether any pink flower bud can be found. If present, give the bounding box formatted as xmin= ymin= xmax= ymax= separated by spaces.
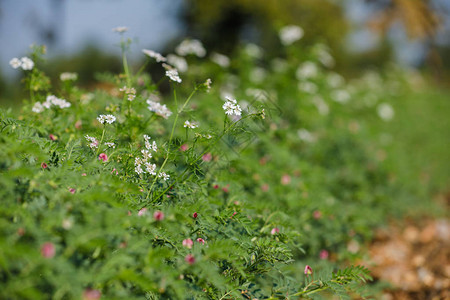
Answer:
xmin=41 ymin=242 xmax=55 ymax=258
xmin=83 ymin=289 xmax=101 ymax=300
xmin=196 ymin=238 xmax=205 ymax=245
xmin=185 ymin=254 xmax=195 ymax=265
xmin=180 ymin=144 xmax=188 ymax=151
xmin=281 ymin=174 xmax=291 ymax=185
xmin=202 ymin=152 xmax=212 ymax=162
xmin=213 ymin=184 xmax=219 ymax=189
xmin=222 ymin=184 xmax=229 ymax=193
xmin=49 ymin=134 xmax=57 ymax=141
xmin=319 ymin=250 xmax=329 ymax=260
xmin=271 ymin=227 xmax=280 ymax=235
xmin=182 ymin=238 xmax=193 ymax=249
xmin=75 ymin=120 xmax=82 ymax=130
xmin=192 ymin=212 xmax=198 ymax=219
xmin=153 ymin=210 xmax=164 ymax=221
xmin=261 ymin=184 xmax=269 ymax=192
xmin=69 ymin=188 xmax=76 ymax=194
xmin=313 ymin=210 xmax=322 ymax=220
xmin=82 ymin=173 xmax=87 ymax=176
xmin=98 ymin=153 xmax=108 ymax=162
xmin=304 ymin=265 xmax=313 ymax=275
xmin=137 ymin=208 xmax=147 ymax=216
xmin=41 ymin=162 xmax=48 ymax=169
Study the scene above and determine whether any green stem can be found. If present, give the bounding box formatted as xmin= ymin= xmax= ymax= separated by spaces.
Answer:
xmin=96 ymin=126 xmax=106 ymax=155
xmin=151 ymin=114 xmax=249 ymax=203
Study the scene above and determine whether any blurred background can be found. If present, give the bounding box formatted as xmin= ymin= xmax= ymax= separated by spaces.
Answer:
xmin=1 ymin=0 xmax=450 ymax=107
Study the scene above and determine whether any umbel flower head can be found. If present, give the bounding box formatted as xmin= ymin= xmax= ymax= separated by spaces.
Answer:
xmin=97 ymin=114 xmax=116 ymax=124
xmin=9 ymin=56 xmax=34 ymax=70
xmin=142 ymin=49 xmax=166 ymax=62
xmin=222 ymin=96 xmax=242 ymax=116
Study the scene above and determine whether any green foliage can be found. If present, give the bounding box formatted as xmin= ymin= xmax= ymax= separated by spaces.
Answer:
xmin=1 ymin=29 xmax=447 ymax=299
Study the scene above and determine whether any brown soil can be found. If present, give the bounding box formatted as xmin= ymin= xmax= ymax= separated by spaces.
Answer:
xmin=365 ymin=218 xmax=450 ymax=300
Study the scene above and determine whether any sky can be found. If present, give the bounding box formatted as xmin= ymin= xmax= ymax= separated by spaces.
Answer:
xmin=1 ymin=0 xmax=449 ymax=79
xmin=0 ymin=0 xmax=184 ymax=79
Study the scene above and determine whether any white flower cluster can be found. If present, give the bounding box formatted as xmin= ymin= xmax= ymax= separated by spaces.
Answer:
xmin=204 ymin=78 xmax=212 ymax=92
xmin=146 ymin=99 xmax=172 ymax=119
xmin=165 ymin=69 xmax=182 ymax=83
xmin=175 ymin=39 xmax=206 ymax=57
xmin=105 ymin=142 xmax=116 ymax=148
xmin=296 ymin=62 xmax=319 ymax=80
xmin=142 ymin=49 xmax=167 ymax=62
xmin=210 ymin=52 xmax=230 ymax=68
xmin=167 ymin=54 xmax=188 ymax=72
xmin=9 ymin=57 xmax=34 ymax=70
xmin=143 ymin=134 xmax=158 ymax=152
xmin=183 ymin=120 xmax=199 ymax=129
xmin=279 ymin=25 xmax=304 ymax=46
xmin=60 ymin=72 xmax=78 ymax=81
xmin=119 ymin=86 xmax=136 ymax=101
xmin=222 ymin=97 xmax=242 ymax=116
xmin=97 ymin=114 xmax=116 ymax=124
xmin=377 ymin=103 xmax=395 ymax=121
xmin=134 ymin=135 xmax=168 ymax=180
xmin=158 ymin=172 xmax=170 ymax=181
xmin=32 ymin=95 xmax=71 ymax=113
xmin=85 ymin=135 xmax=99 ymax=149
xmin=331 ymin=90 xmax=350 ymax=104
xmin=298 ymin=129 xmax=316 ymax=143
xmin=112 ymin=26 xmax=128 ymax=33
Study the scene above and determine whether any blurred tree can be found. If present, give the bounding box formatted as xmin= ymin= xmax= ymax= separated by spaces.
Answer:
xmin=365 ymin=0 xmax=448 ymax=76
xmin=366 ymin=0 xmax=441 ymax=39
xmin=181 ymin=0 xmax=348 ymax=56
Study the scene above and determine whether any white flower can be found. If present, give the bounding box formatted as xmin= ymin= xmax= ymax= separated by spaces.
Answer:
xmin=146 ymin=99 xmax=173 ymax=119
xmin=141 ymin=149 xmax=152 ymax=160
xmin=331 ymin=90 xmax=350 ymax=104
xmin=158 ymin=172 xmax=170 ymax=181
xmin=135 ymin=164 xmax=144 ymax=175
xmin=142 ymin=49 xmax=167 ymax=62
xmin=377 ymin=103 xmax=395 ymax=121
xmin=327 ymin=72 xmax=345 ymax=88
xmin=279 ymin=25 xmax=304 ymax=46
xmin=144 ymin=162 xmax=157 ymax=175
xmin=20 ymin=57 xmax=34 ymax=70
xmin=112 ymin=26 xmax=128 ymax=33
xmin=210 ymin=52 xmax=230 ymax=68
xmin=298 ymin=82 xmax=318 ymax=94
xmin=244 ymin=44 xmax=263 ymax=58
xmin=315 ymin=44 xmax=335 ymax=67
xmin=297 ymin=129 xmax=316 ymax=143
xmin=222 ymin=97 xmax=242 ymax=116
xmin=250 ymin=67 xmax=267 ymax=83
xmin=167 ymin=54 xmax=188 ymax=72
xmin=183 ymin=120 xmax=199 ymax=129
xmin=204 ymin=78 xmax=212 ymax=92
xmin=32 ymin=102 xmax=44 ymax=113
xmin=97 ymin=114 xmax=116 ymax=124
xmin=60 ymin=72 xmax=78 ymax=81
xmin=150 ymin=141 xmax=157 ymax=152
xmin=312 ymin=96 xmax=329 ymax=115
xmin=85 ymin=135 xmax=99 ymax=149
xmin=175 ymin=39 xmax=206 ymax=57
xmin=9 ymin=58 xmax=21 ymax=69
xmin=296 ymin=62 xmax=318 ymax=80
xmin=43 ymin=95 xmax=71 ymax=109
xmin=105 ymin=142 xmax=116 ymax=148
xmin=165 ymin=69 xmax=182 ymax=83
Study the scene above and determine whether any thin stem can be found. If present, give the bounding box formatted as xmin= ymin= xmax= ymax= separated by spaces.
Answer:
xmin=96 ymin=126 xmax=106 ymax=155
